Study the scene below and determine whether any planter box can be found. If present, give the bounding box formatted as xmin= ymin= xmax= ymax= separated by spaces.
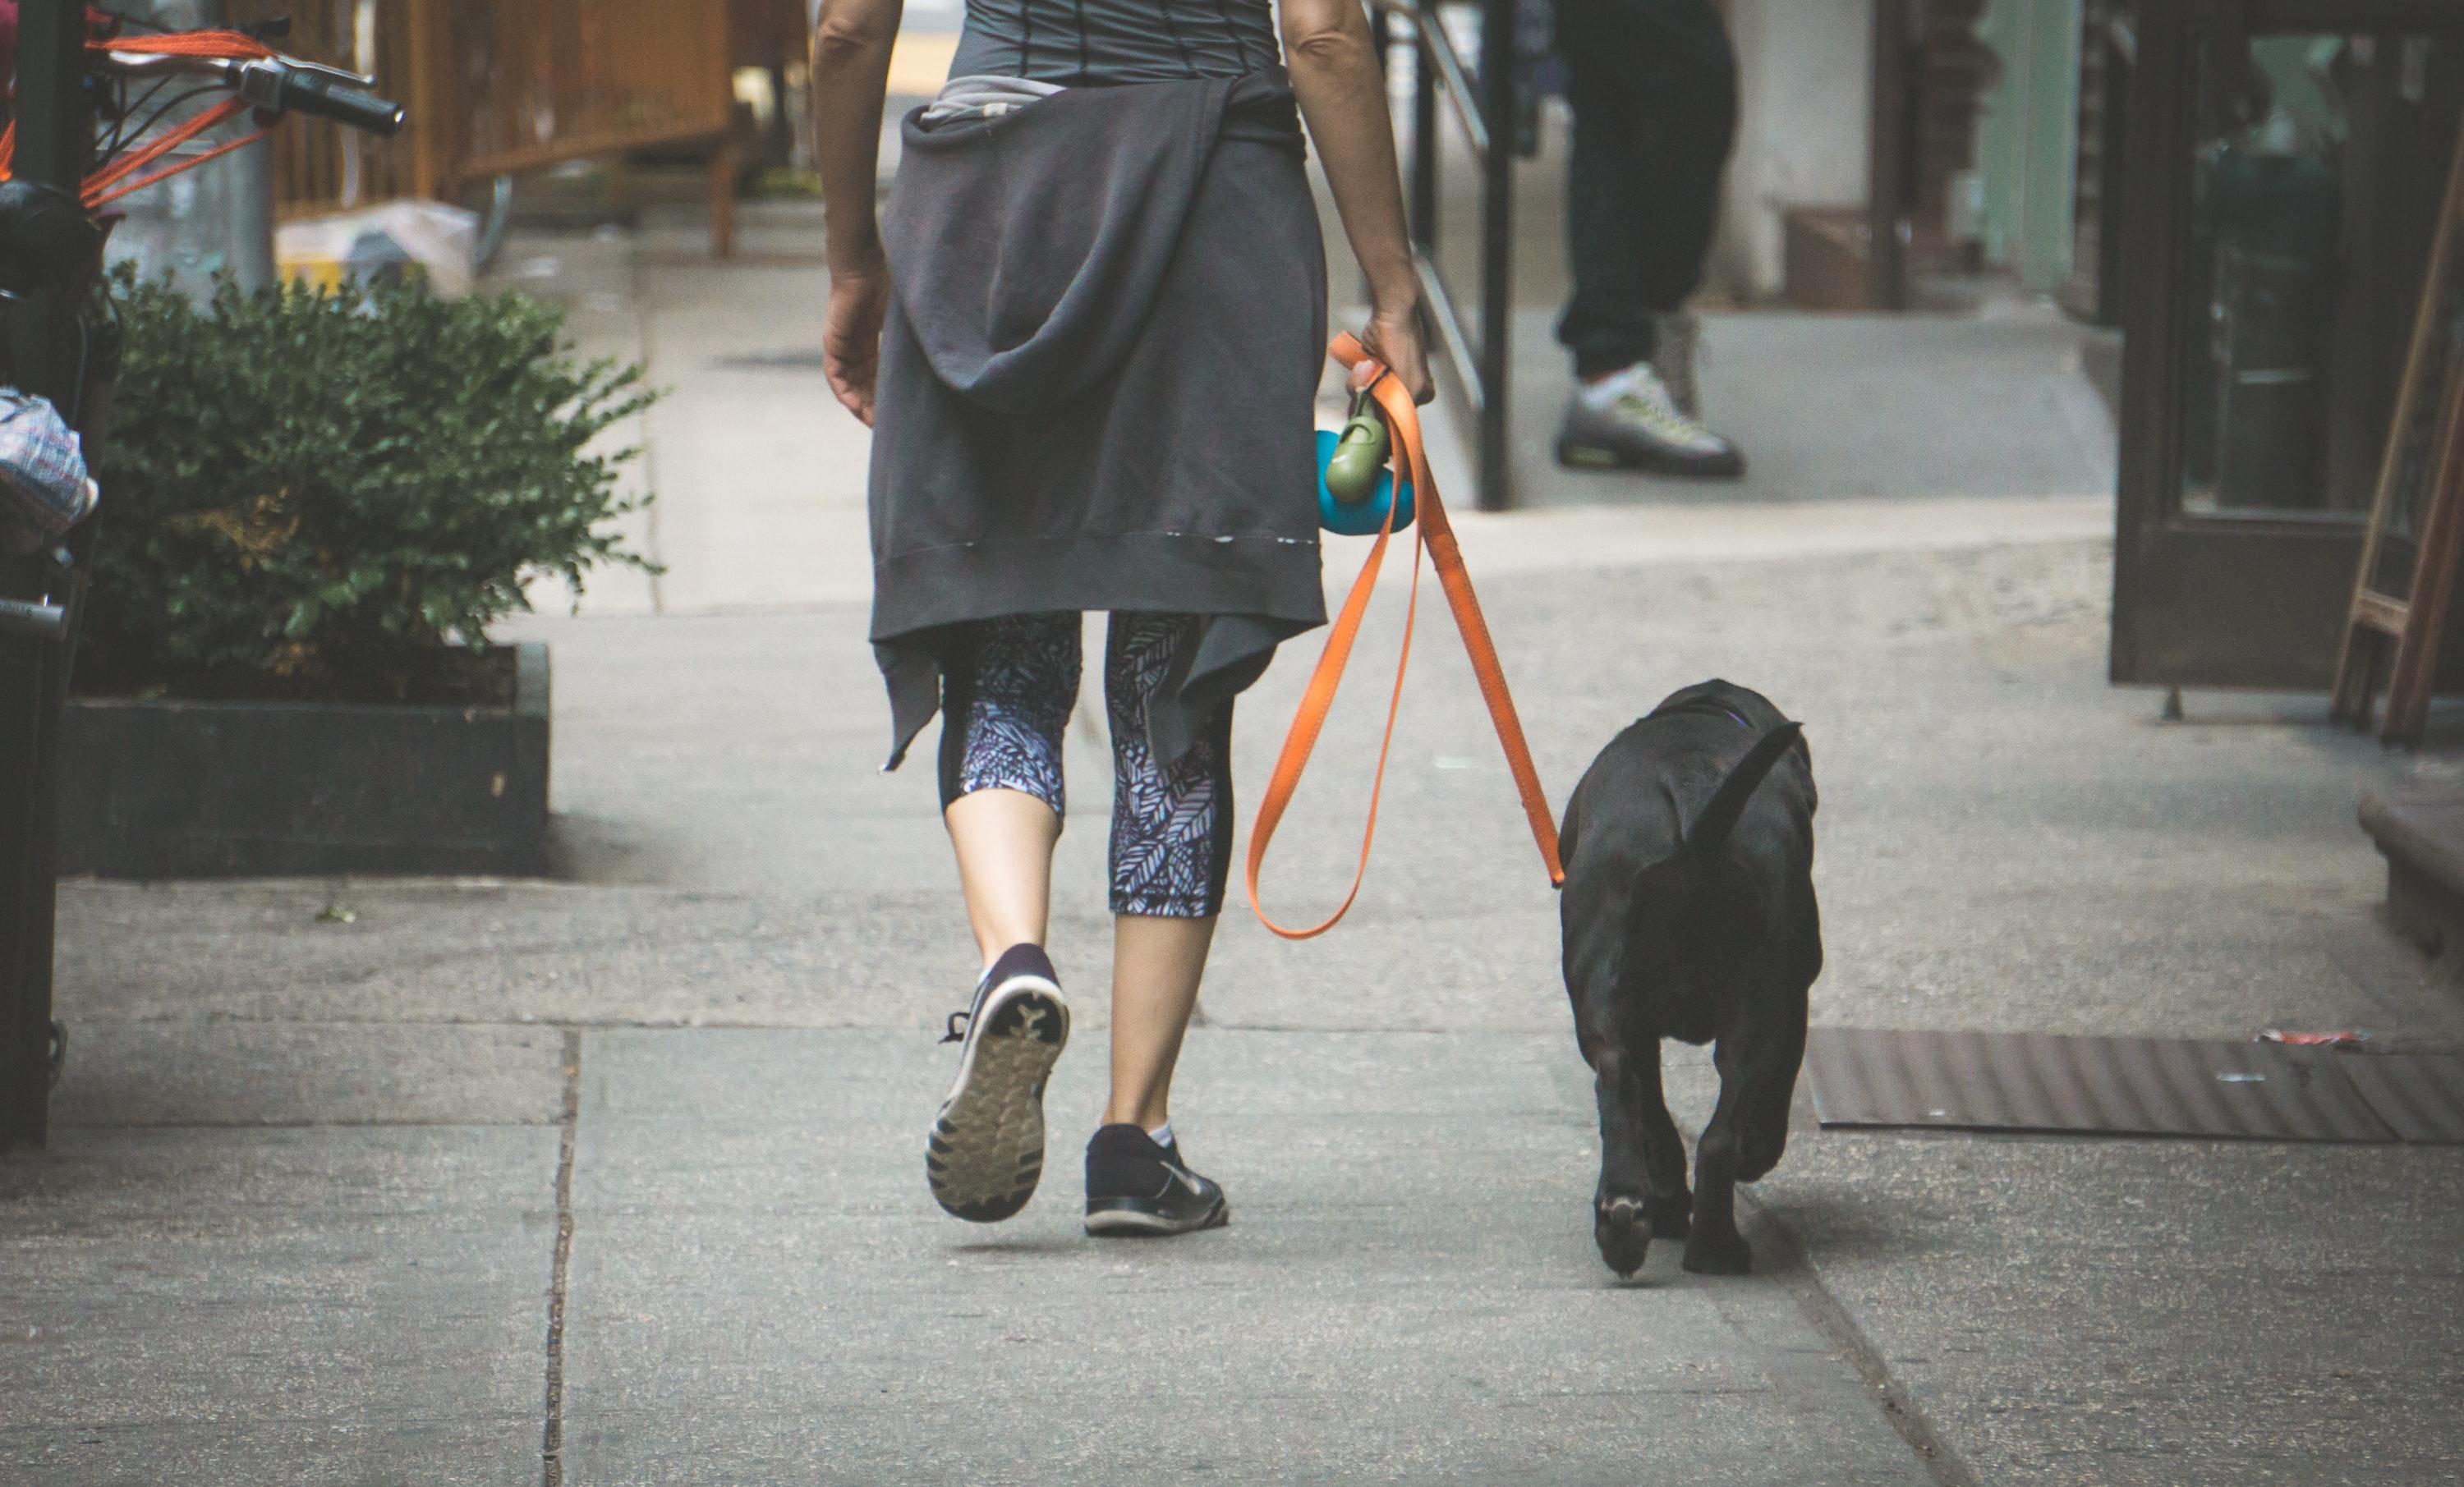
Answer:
xmin=58 ymin=642 xmax=550 ymax=879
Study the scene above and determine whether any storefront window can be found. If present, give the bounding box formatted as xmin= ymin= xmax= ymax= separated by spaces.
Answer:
xmin=2179 ymin=32 xmax=2462 ymax=517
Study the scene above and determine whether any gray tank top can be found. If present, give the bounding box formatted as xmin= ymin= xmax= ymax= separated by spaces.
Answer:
xmin=945 ymin=0 xmax=1280 ymax=85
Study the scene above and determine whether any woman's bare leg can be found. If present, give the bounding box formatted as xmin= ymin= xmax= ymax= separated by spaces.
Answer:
xmin=1105 ymin=913 xmax=1219 ymax=1130
xmin=931 ymin=785 xmax=1069 ymax=1226
xmin=945 ymin=787 xmax=1061 ymax=966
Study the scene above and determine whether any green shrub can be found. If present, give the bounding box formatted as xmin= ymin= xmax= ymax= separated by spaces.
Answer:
xmin=80 ymin=268 xmax=657 ymax=702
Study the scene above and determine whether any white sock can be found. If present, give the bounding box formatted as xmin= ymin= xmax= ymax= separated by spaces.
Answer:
xmin=1147 ymin=1122 xmax=1175 ymax=1150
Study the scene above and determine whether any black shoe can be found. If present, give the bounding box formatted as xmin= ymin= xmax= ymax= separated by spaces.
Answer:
xmin=926 ymin=944 xmax=1069 ymax=1223
xmin=1084 ymin=1123 xmax=1229 ymax=1237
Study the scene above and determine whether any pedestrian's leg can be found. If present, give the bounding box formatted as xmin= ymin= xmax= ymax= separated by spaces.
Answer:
xmin=939 ymin=613 xmax=1079 ymax=963
xmin=926 ymin=613 xmax=1080 ymax=1225
xmin=1554 ymin=5 xmax=1656 ymax=379
xmin=1551 ymin=0 xmax=1744 ymax=476
xmin=1620 ymin=0 xmax=1734 ymax=420
xmin=1623 ymin=0 xmax=1737 ymax=316
xmin=1083 ymin=613 xmax=1234 ymax=1235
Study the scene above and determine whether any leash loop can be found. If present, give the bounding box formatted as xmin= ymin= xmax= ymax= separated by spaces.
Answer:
xmin=1243 ymin=333 xmax=1565 ymax=941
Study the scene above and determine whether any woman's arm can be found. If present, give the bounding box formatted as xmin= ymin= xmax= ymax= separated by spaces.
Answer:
xmin=1280 ymin=0 xmax=1432 ymax=402
xmin=812 ymin=0 xmax=905 ymax=424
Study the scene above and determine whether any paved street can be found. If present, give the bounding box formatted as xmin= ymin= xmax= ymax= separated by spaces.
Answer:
xmin=7 ymin=208 xmax=2464 ymax=1485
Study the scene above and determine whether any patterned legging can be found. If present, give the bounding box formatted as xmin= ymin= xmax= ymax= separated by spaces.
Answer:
xmin=937 ymin=613 xmax=1234 ymax=919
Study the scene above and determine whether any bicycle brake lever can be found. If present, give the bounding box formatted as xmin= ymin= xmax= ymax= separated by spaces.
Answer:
xmin=269 ymin=52 xmax=380 ymax=89
xmin=232 ymin=55 xmax=379 ymax=112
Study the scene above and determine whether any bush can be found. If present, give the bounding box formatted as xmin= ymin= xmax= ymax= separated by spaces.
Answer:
xmin=80 ymin=268 xmax=657 ymax=702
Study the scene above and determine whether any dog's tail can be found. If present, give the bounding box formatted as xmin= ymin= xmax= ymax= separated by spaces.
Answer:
xmin=1681 ymin=722 xmax=1803 ymax=856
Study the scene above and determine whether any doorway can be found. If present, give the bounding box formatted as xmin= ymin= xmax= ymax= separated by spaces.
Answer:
xmin=2112 ymin=4 xmax=2464 ymax=691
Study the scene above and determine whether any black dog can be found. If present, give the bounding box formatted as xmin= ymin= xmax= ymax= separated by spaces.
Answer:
xmin=1558 ymin=680 xmax=1820 ymax=1278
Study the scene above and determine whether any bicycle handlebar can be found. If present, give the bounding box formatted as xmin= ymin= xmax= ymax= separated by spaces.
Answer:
xmin=96 ymin=49 xmax=407 ymax=137
xmin=233 ymin=58 xmax=406 ymax=136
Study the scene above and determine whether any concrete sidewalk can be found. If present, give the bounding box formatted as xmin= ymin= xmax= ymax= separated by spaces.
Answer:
xmin=7 ymin=217 xmax=2464 ymax=1485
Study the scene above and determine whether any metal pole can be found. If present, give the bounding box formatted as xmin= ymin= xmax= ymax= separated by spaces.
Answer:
xmin=1476 ymin=0 xmax=1514 ymax=511
xmin=1410 ymin=11 xmax=1437 ymax=256
xmin=1866 ymin=0 xmax=1912 ymax=312
xmin=2 ymin=0 xmax=94 ymax=1150
xmin=1368 ymin=3 xmax=1394 ymax=311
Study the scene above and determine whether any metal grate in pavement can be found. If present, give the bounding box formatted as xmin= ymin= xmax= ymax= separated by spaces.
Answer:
xmin=1804 ymin=1028 xmax=2412 ymax=1144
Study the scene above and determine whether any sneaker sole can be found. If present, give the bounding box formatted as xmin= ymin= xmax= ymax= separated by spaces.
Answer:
xmin=1555 ymin=437 xmax=1745 ymax=480
xmin=926 ymin=980 xmax=1069 ymax=1223
xmin=1084 ymin=1196 xmax=1230 ymax=1237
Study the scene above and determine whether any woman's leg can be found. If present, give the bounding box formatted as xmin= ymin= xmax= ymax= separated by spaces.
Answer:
xmin=936 ymin=613 xmax=1081 ymax=963
xmin=1083 ymin=613 xmax=1235 ymax=1234
xmin=926 ymin=613 xmax=1081 ymax=1226
xmin=1101 ymin=614 xmax=1238 ymax=1130
xmin=1106 ymin=915 xmax=1217 ymax=1129
xmin=946 ymin=791 xmax=1061 ymax=966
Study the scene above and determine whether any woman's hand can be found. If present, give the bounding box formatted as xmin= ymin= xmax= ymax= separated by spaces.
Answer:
xmin=1358 ymin=305 xmax=1433 ymax=405
xmin=825 ymin=265 xmax=891 ymax=425
xmin=810 ymin=0 xmax=903 ymax=423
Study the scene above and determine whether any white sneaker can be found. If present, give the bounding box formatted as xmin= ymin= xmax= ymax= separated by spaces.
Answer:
xmin=1557 ymin=364 xmax=1745 ymax=478
xmin=1652 ymin=309 xmax=1703 ymax=420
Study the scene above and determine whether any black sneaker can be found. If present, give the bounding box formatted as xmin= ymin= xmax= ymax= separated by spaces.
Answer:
xmin=1083 ymin=1123 xmax=1229 ymax=1237
xmin=926 ymin=944 xmax=1069 ymax=1223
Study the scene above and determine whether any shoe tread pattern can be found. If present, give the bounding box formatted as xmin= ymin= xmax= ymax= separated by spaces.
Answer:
xmin=926 ymin=984 xmax=1067 ymax=1223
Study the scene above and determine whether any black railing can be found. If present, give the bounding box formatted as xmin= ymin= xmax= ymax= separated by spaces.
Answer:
xmin=1373 ymin=0 xmax=1516 ymax=511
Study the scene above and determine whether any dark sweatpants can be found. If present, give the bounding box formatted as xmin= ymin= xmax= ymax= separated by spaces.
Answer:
xmin=1552 ymin=0 xmax=1738 ymax=379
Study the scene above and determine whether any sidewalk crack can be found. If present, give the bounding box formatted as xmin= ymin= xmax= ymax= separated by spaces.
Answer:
xmin=541 ymin=1029 xmax=582 ymax=1487
xmin=1743 ymin=1190 xmax=1981 ymax=1487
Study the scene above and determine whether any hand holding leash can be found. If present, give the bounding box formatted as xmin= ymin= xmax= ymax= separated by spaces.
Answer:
xmin=1246 ymin=335 xmax=1565 ymax=941
xmin=1356 ymin=309 xmax=1434 ymax=404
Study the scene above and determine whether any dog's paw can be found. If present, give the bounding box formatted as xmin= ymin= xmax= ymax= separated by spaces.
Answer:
xmin=1681 ymin=1229 xmax=1752 ymax=1276
xmin=1645 ymin=1191 xmax=1692 ymax=1239
xmin=1594 ymin=1196 xmax=1650 ymax=1278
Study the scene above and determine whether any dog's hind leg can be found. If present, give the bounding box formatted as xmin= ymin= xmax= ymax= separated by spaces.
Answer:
xmin=1739 ymin=905 xmax=1819 ymax=1182
xmin=1684 ymin=1040 xmax=1757 ymax=1275
xmin=1631 ymin=1044 xmax=1692 ymax=1238
xmin=1736 ymin=1010 xmax=1806 ymax=1183
xmin=1589 ymin=1046 xmax=1653 ymax=1278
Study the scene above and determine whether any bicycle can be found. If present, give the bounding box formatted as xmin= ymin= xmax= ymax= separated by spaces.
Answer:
xmin=0 ymin=3 xmax=407 ymax=1150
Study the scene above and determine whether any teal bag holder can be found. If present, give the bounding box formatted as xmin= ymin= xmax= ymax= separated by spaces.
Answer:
xmin=1316 ymin=427 xmax=1414 ymax=536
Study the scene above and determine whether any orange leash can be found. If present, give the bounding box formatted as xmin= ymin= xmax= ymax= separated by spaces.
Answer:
xmin=1244 ymin=333 xmax=1565 ymax=940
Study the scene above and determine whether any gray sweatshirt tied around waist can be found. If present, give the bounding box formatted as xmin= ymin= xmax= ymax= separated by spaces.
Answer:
xmin=867 ymin=71 xmax=1329 ymax=771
